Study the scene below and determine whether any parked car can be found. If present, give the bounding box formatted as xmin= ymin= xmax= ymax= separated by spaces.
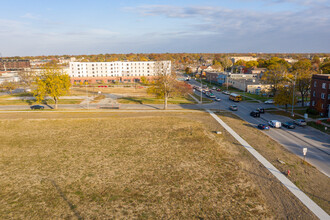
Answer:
xmin=216 ymin=88 xmax=222 ymax=92
xmin=264 ymin=99 xmax=275 ymax=104
xmin=222 ymin=91 xmax=230 ymax=95
xmin=256 ymin=107 xmax=265 ymax=113
xmin=250 ymin=111 xmax=260 ymax=117
xmin=30 ymin=105 xmax=45 ymax=110
xmin=294 ymin=119 xmax=307 ymax=127
xmin=258 ymin=124 xmax=270 ymax=130
xmin=268 ymin=120 xmax=281 ymax=128
xmin=229 ymin=105 xmax=238 ymax=111
xmin=215 ymin=97 xmax=221 ymax=102
xmin=282 ymin=121 xmax=296 ymax=129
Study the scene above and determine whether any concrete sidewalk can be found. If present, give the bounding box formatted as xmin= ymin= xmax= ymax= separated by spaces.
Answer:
xmin=206 ymin=109 xmax=329 ymax=220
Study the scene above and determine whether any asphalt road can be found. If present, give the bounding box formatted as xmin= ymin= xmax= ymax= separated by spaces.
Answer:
xmin=189 ymin=79 xmax=330 ymax=177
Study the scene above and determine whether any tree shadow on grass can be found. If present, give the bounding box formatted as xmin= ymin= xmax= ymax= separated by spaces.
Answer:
xmin=41 ymin=100 xmax=54 ymax=109
xmin=49 ymin=179 xmax=83 ymax=219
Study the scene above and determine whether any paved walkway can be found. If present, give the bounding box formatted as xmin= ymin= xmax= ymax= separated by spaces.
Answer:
xmin=206 ymin=109 xmax=329 ymax=220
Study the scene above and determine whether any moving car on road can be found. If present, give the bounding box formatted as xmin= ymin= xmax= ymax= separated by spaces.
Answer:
xmin=222 ymin=91 xmax=230 ymax=95
xmin=229 ymin=105 xmax=238 ymax=111
xmin=264 ymin=99 xmax=275 ymax=104
xmin=256 ymin=107 xmax=265 ymax=113
xmin=250 ymin=111 xmax=260 ymax=117
xmin=282 ymin=121 xmax=296 ymax=129
xmin=268 ymin=120 xmax=281 ymax=128
xmin=30 ymin=105 xmax=45 ymax=110
xmin=215 ymin=97 xmax=221 ymax=102
xmin=257 ymin=124 xmax=270 ymax=130
xmin=294 ymin=119 xmax=307 ymax=127
xmin=209 ymin=93 xmax=216 ymax=98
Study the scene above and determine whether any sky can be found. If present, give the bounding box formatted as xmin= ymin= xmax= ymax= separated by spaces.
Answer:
xmin=0 ymin=0 xmax=330 ymax=56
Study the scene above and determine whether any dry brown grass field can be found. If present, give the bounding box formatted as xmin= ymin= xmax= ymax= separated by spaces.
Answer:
xmin=0 ymin=111 xmax=320 ymax=219
xmin=69 ymin=86 xmax=149 ymax=97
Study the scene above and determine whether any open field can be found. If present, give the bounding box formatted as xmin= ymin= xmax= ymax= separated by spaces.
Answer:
xmin=117 ymin=96 xmax=197 ymax=104
xmin=0 ymin=95 xmax=83 ymax=105
xmin=215 ymin=111 xmax=330 ymax=213
xmin=0 ymin=111 xmax=321 ymax=219
xmin=69 ymin=86 xmax=148 ymax=97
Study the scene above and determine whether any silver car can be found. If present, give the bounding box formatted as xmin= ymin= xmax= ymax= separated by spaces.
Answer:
xmin=294 ymin=119 xmax=307 ymax=126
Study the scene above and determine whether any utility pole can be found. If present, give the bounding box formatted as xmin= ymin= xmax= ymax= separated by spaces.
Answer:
xmin=291 ymin=73 xmax=296 ymax=117
xmin=200 ymin=76 xmax=203 ymax=104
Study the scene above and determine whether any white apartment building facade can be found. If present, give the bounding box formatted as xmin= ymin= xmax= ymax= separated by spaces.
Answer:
xmin=69 ymin=61 xmax=171 ymax=84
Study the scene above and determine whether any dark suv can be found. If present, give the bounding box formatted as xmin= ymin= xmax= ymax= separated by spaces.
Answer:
xmin=250 ymin=111 xmax=260 ymax=117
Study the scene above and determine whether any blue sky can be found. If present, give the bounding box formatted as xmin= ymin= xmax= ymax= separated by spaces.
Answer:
xmin=0 ymin=0 xmax=329 ymax=56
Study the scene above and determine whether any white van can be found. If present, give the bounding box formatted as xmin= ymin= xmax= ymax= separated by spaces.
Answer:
xmin=268 ymin=120 xmax=281 ymax=128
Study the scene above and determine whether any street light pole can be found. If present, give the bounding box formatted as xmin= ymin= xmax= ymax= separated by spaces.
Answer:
xmin=226 ymin=71 xmax=229 ymax=92
xmin=200 ymin=76 xmax=203 ymax=104
xmin=244 ymin=79 xmax=246 ymax=98
xmin=291 ymin=73 xmax=297 ymax=117
xmin=86 ymin=82 xmax=89 ymax=110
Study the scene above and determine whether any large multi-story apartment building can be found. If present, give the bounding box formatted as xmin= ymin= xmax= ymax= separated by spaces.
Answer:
xmin=0 ymin=59 xmax=30 ymax=71
xmin=69 ymin=61 xmax=171 ymax=84
xmin=310 ymin=74 xmax=330 ymax=117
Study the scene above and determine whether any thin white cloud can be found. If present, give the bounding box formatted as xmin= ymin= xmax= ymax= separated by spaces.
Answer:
xmin=21 ymin=13 xmax=39 ymax=20
xmin=132 ymin=4 xmax=330 ymax=34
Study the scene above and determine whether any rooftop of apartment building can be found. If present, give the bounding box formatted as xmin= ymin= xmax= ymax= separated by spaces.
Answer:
xmin=312 ymin=74 xmax=330 ymax=80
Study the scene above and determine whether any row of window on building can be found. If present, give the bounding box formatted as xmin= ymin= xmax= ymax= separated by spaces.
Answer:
xmin=314 ymin=81 xmax=330 ymax=89
xmin=312 ymin=91 xmax=330 ymax=100
xmin=74 ymin=62 xmax=151 ymax=67
xmin=74 ymin=73 xmax=151 ymax=77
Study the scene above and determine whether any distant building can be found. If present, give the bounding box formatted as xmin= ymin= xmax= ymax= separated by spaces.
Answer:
xmin=227 ymin=78 xmax=271 ymax=94
xmin=284 ymin=58 xmax=298 ymax=63
xmin=0 ymin=59 xmax=30 ymax=71
xmin=69 ymin=61 xmax=171 ymax=84
xmin=0 ymin=71 xmax=20 ymax=84
xmin=205 ymin=72 xmax=222 ymax=84
xmin=30 ymin=59 xmax=53 ymax=67
xmin=310 ymin=74 xmax=330 ymax=117
xmin=247 ymin=67 xmax=267 ymax=75
xmin=230 ymin=56 xmax=258 ymax=63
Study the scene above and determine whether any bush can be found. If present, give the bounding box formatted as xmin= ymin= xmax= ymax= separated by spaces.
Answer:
xmin=306 ymin=108 xmax=319 ymax=115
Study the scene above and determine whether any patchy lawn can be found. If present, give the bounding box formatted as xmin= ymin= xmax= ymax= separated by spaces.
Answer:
xmin=0 ymin=111 xmax=318 ymax=219
xmin=0 ymin=95 xmax=83 ymax=105
xmin=117 ymin=96 xmax=197 ymax=104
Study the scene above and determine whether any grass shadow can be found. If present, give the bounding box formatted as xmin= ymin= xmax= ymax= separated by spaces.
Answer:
xmin=48 ymin=179 xmax=83 ymax=219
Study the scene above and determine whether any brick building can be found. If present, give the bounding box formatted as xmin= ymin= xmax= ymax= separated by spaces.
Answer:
xmin=310 ymin=74 xmax=330 ymax=117
xmin=0 ymin=59 xmax=30 ymax=70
